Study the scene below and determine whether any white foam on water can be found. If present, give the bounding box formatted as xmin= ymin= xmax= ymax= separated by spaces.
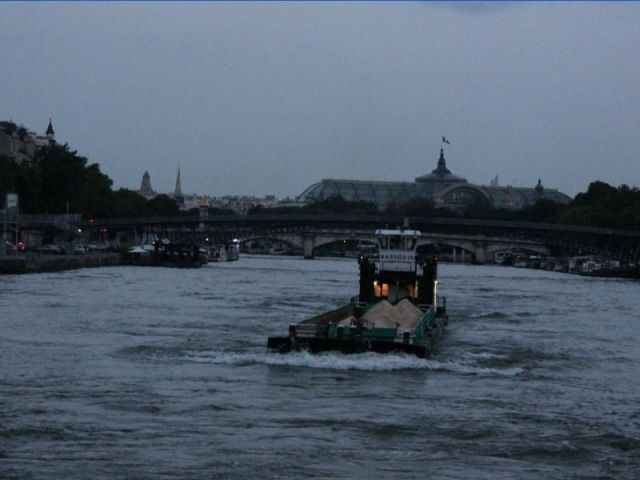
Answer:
xmin=462 ymin=351 xmax=510 ymax=360
xmin=186 ymin=350 xmax=424 ymax=371
xmin=184 ymin=350 xmax=524 ymax=376
xmin=426 ymin=359 xmax=524 ymax=377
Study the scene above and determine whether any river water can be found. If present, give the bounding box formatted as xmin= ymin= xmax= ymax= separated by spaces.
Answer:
xmin=1 ymin=256 xmax=639 ymax=479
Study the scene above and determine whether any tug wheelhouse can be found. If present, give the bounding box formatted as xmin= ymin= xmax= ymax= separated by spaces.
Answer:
xmin=358 ymin=229 xmax=438 ymax=308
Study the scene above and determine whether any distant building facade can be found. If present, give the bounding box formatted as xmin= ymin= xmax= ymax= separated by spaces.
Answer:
xmin=0 ymin=119 xmax=55 ymax=163
xmin=136 ymin=169 xmax=279 ymax=214
xmin=138 ymin=171 xmax=156 ymax=199
xmin=296 ymin=148 xmax=571 ymax=210
xmin=209 ymin=194 xmax=278 ymax=215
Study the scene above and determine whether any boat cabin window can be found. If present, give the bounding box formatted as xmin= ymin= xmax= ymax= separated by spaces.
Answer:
xmin=378 ymin=234 xmax=417 ymax=251
xmin=373 ymin=281 xmax=389 ymax=298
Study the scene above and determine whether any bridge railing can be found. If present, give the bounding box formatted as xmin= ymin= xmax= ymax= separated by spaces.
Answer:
xmin=76 ymin=214 xmax=640 ymax=239
xmin=0 ymin=212 xmax=82 ymax=226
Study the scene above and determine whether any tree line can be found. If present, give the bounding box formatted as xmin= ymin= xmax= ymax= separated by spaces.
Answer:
xmin=0 ymin=144 xmax=223 ymax=218
xmin=2 ymin=144 xmax=639 ymax=229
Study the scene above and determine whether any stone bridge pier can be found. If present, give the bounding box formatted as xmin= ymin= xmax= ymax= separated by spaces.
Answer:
xmin=303 ymin=236 xmax=315 ymax=259
xmin=475 ymin=242 xmax=487 ymax=264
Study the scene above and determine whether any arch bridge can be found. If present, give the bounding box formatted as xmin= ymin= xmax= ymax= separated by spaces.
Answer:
xmin=78 ymin=214 xmax=640 ymax=262
xmin=236 ymin=228 xmax=550 ymax=263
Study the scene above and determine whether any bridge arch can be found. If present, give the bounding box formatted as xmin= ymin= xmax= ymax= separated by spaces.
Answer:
xmin=486 ymin=244 xmax=550 ymax=262
xmin=416 ymin=240 xmax=477 ymax=263
xmin=311 ymin=236 xmax=376 ymax=251
xmin=239 ymin=235 xmax=302 ymax=254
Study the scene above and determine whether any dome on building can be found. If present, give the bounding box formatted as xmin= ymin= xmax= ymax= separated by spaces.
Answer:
xmin=414 ymin=148 xmax=467 ymax=193
xmin=297 ymin=179 xmax=416 ymax=208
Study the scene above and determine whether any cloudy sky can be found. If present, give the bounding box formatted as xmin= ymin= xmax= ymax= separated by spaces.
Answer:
xmin=1 ymin=2 xmax=639 ymax=199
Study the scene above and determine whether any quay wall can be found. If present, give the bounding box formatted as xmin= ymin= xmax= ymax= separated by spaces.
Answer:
xmin=0 ymin=253 xmax=122 ymax=274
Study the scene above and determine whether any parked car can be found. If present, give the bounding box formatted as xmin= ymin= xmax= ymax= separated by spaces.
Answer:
xmin=5 ymin=241 xmax=26 ymax=253
xmin=87 ymin=242 xmax=109 ymax=252
xmin=36 ymin=244 xmax=65 ymax=255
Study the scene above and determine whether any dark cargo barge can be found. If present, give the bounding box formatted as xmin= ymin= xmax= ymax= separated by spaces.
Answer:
xmin=268 ymin=228 xmax=448 ymax=358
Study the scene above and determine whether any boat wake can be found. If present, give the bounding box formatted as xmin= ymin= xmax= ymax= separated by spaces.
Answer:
xmin=184 ymin=350 xmax=524 ymax=376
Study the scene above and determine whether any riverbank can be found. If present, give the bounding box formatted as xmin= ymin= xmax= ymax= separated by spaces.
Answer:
xmin=0 ymin=253 xmax=122 ymax=274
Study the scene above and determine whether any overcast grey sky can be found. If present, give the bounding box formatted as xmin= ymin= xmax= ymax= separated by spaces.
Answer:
xmin=1 ymin=2 xmax=639 ymax=199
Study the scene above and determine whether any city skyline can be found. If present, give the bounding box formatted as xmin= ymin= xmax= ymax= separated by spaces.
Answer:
xmin=1 ymin=3 xmax=639 ymax=198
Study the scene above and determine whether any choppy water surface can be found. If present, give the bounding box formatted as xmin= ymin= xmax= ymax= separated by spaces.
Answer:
xmin=1 ymin=256 xmax=639 ymax=479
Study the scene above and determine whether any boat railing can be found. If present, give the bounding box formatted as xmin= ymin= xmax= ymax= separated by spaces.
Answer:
xmin=412 ymin=306 xmax=436 ymax=346
xmin=293 ymin=324 xmax=317 ymax=337
xmin=437 ymin=295 xmax=446 ymax=311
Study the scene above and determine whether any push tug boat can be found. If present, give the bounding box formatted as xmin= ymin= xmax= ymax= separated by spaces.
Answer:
xmin=268 ymin=229 xmax=448 ymax=358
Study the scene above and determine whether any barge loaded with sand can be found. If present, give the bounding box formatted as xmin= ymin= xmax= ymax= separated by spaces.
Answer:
xmin=268 ymin=228 xmax=448 ymax=358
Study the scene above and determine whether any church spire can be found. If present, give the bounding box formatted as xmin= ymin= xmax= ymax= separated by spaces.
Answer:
xmin=46 ymin=118 xmax=55 ymax=140
xmin=174 ymin=167 xmax=183 ymax=198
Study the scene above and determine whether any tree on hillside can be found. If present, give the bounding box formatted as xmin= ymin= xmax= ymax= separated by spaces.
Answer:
xmin=571 ymin=181 xmax=619 ymax=210
xmin=0 ymin=154 xmax=21 ymax=203
xmin=81 ymin=163 xmax=114 ymax=218
xmin=34 ymin=144 xmax=90 ymax=213
xmin=561 ymin=181 xmax=640 ymax=228
xmin=9 ymin=143 xmax=112 ymax=216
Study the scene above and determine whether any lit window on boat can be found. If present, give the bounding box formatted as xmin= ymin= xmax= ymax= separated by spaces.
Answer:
xmin=373 ymin=280 xmax=389 ymax=298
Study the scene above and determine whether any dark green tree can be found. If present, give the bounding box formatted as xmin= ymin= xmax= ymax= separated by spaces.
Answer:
xmin=304 ymin=195 xmax=379 ymax=215
xmin=34 ymin=144 xmax=89 ymax=213
xmin=386 ymin=197 xmax=436 ymax=217
xmin=146 ymin=194 xmax=180 ymax=216
xmin=110 ymin=188 xmax=148 ymax=218
xmin=0 ymin=154 xmax=21 ymax=204
xmin=207 ymin=206 xmax=237 ymax=216
xmin=81 ymin=163 xmax=114 ymax=218
xmin=561 ymin=181 xmax=640 ymax=228
xmin=526 ymin=199 xmax=564 ymax=222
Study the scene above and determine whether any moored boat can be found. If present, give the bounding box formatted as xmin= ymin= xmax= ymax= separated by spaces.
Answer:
xmin=268 ymin=228 xmax=448 ymax=358
xmin=207 ymin=240 xmax=240 ymax=262
xmin=124 ymin=241 xmax=202 ymax=268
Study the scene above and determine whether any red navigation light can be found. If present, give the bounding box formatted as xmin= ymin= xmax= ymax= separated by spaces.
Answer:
xmin=100 ymin=227 xmax=108 ymax=233
xmin=89 ymin=218 xmax=95 ymax=224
